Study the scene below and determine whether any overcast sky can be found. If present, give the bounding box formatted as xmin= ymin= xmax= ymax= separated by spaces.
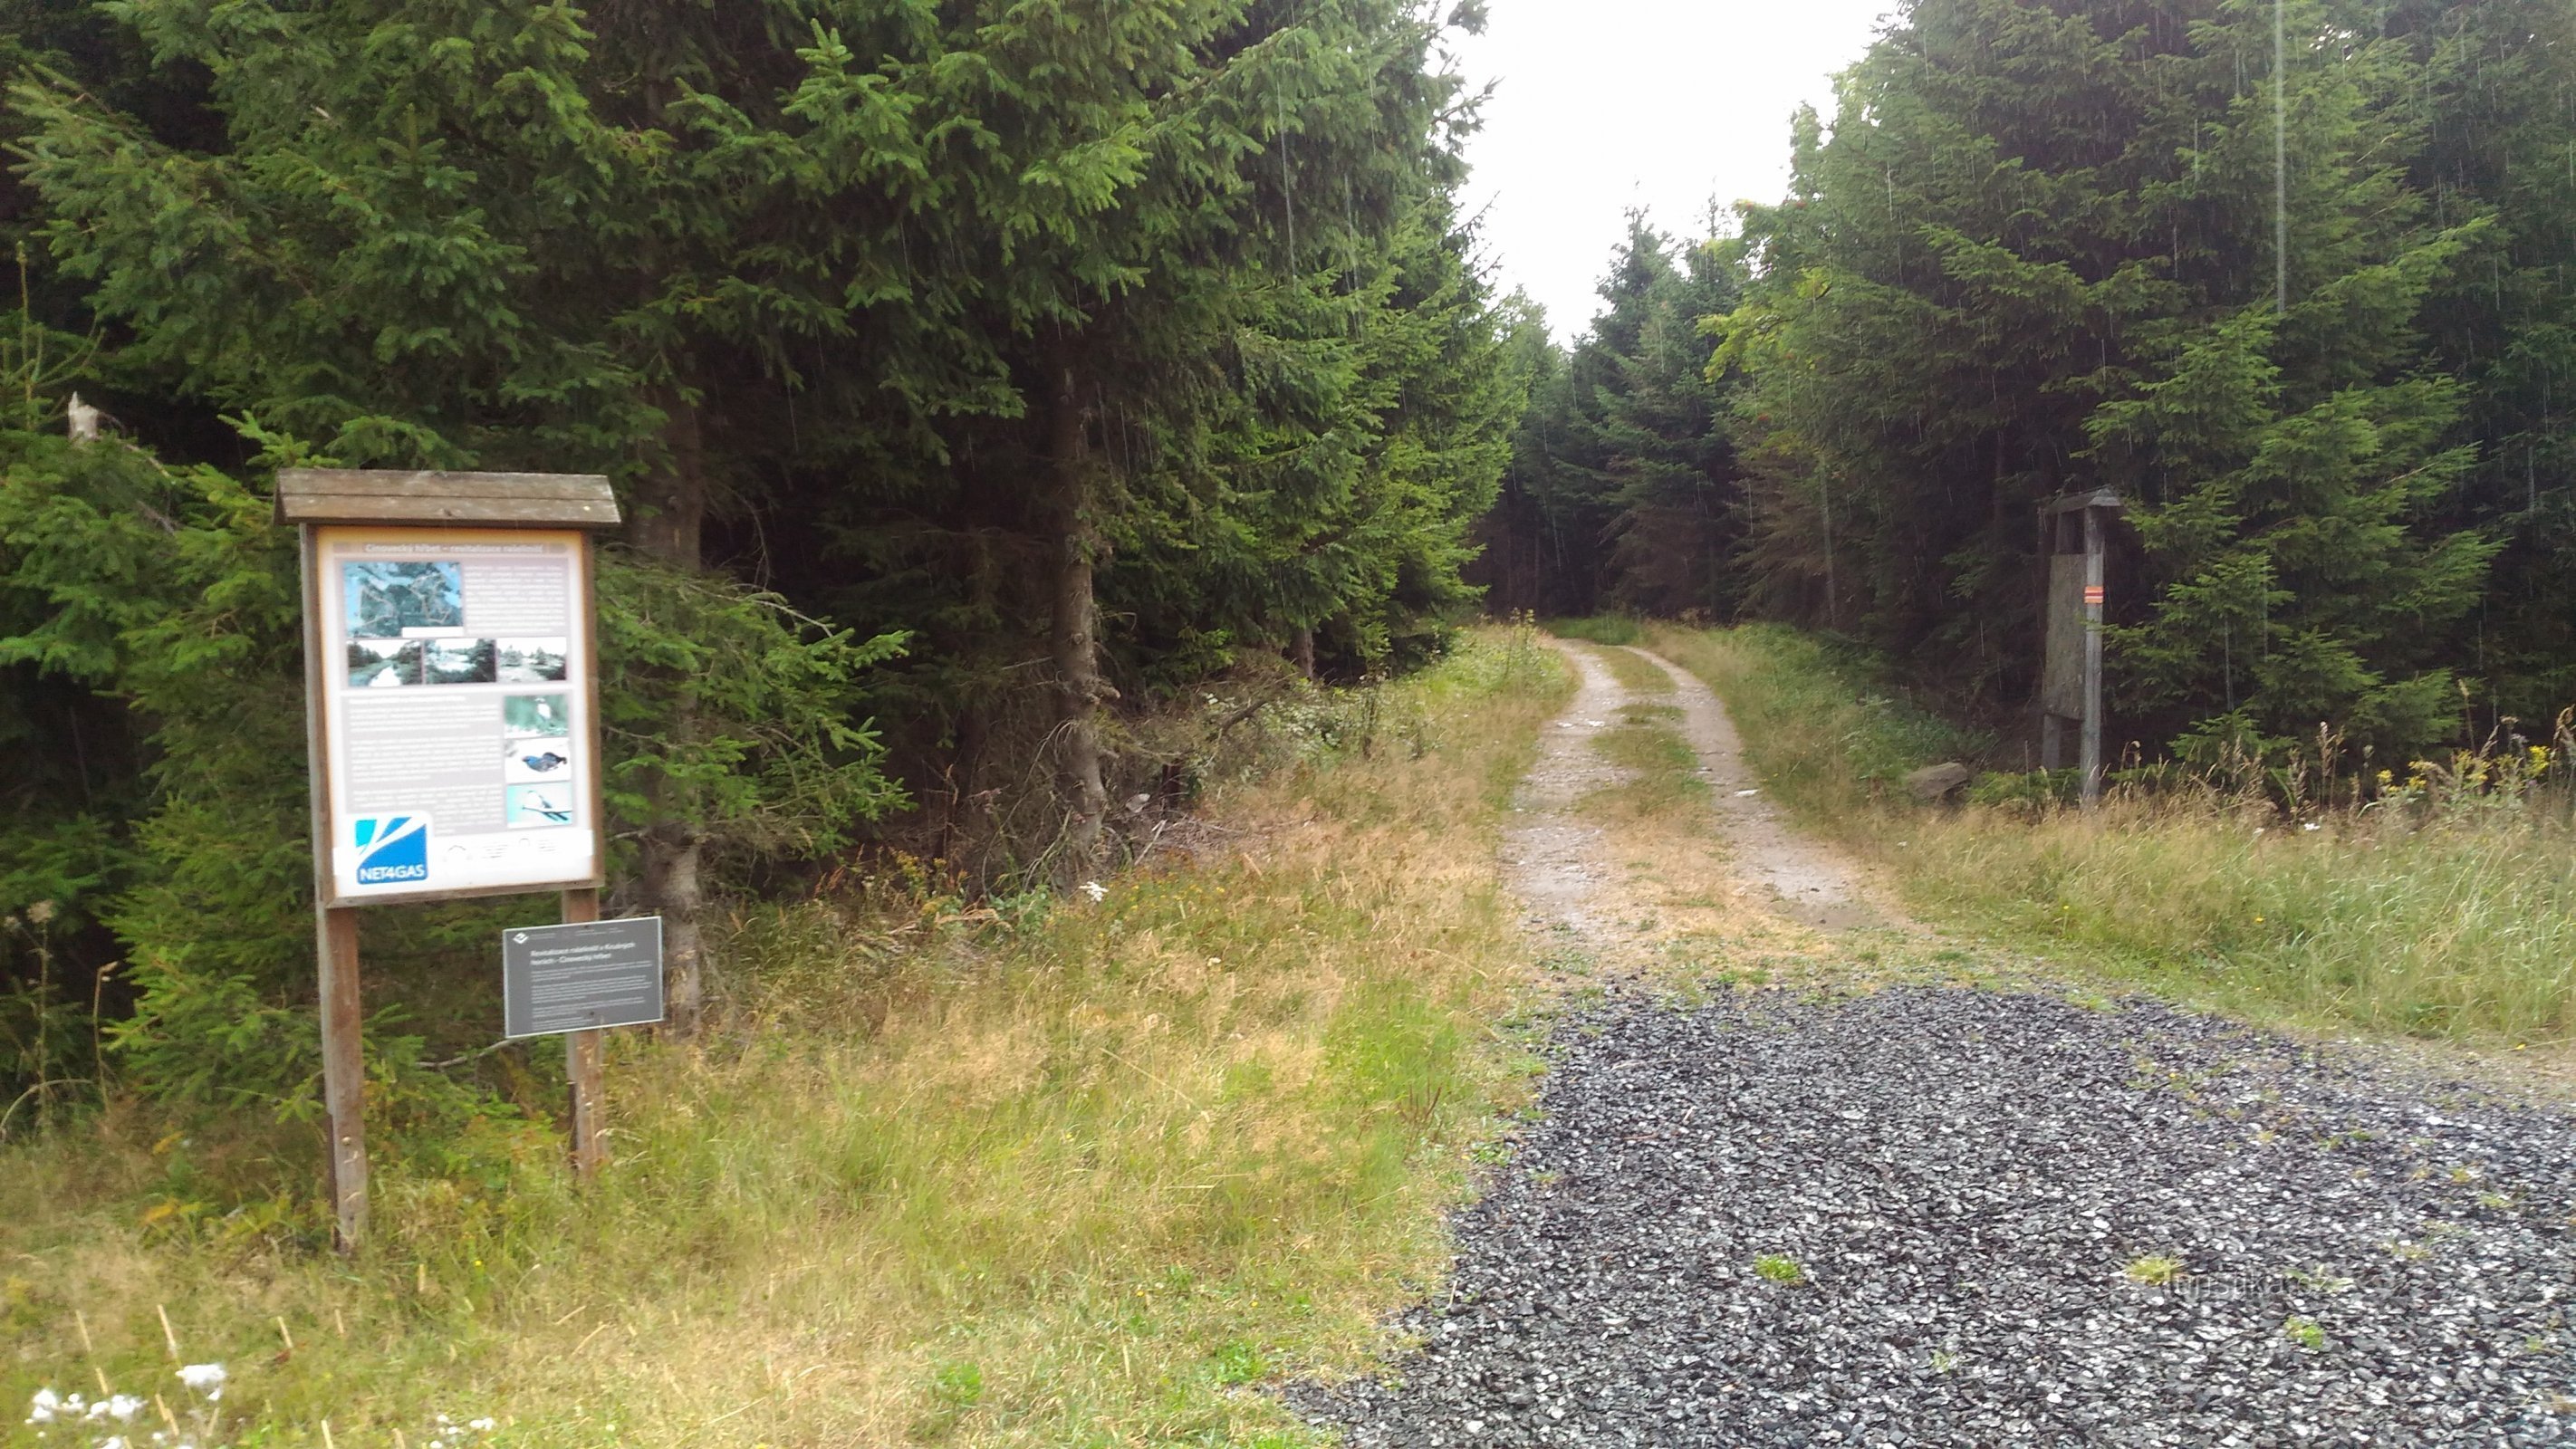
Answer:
xmin=1447 ymin=0 xmax=1899 ymax=339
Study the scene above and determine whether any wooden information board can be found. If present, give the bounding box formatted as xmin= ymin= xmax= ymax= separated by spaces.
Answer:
xmin=312 ymin=526 xmax=603 ymax=903
xmin=279 ymin=470 xmax=627 ymax=1250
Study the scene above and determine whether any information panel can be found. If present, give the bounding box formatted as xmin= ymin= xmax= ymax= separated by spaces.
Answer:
xmin=503 ymin=917 xmax=666 ymax=1038
xmin=315 ymin=526 xmax=600 ymax=902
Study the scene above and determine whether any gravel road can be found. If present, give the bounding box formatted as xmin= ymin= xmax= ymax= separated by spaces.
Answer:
xmin=1296 ymin=644 xmax=2576 ymax=1445
xmin=1294 ymin=985 xmax=2576 ymax=1445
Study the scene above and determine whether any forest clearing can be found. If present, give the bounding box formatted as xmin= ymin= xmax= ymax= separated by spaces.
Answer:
xmin=8 ymin=0 xmax=2576 ymax=1444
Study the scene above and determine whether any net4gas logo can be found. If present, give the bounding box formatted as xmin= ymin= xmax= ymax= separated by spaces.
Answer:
xmin=352 ymin=815 xmax=431 ymax=886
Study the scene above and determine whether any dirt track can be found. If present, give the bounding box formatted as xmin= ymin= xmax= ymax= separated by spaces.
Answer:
xmin=1500 ymin=639 xmax=1882 ymax=950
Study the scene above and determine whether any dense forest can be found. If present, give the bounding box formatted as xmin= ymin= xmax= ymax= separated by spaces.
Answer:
xmin=1480 ymin=0 xmax=2574 ymax=763
xmin=5 ymin=0 xmax=2574 ymax=1117
xmin=0 ymin=0 xmax=1523 ymax=1108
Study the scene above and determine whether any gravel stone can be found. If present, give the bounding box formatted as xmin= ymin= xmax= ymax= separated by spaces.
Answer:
xmin=1289 ymin=986 xmax=2576 ymax=1445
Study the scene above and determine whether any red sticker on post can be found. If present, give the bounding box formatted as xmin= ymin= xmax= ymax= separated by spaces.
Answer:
xmin=2083 ymin=585 xmax=2106 ymax=607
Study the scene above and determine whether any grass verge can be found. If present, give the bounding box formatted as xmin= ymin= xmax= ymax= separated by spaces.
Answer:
xmin=1 ymin=629 xmax=1572 ymax=1447
xmin=1645 ymin=622 xmax=2576 ymax=1043
xmin=1641 ymin=623 xmax=1979 ymax=820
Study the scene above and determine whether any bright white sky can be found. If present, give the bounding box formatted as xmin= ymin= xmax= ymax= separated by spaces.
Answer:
xmin=1447 ymin=0 xmax=1899 ymax=339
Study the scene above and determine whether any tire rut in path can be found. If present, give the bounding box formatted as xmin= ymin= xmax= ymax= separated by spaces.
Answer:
xmin=1497 ymin=642 xmax=1637 ymax=945
xmin=1501 ymin=639 xmax=1883 ymax=949
xmin=1623 ymin=643 xmax=1880 ymax=932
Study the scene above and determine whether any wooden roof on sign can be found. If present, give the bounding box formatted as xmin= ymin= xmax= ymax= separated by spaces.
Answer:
xmin=274 ymin=469 xmax=622 ymax=529
xmin=2040 ymin=487 xmax=2125 ymax=515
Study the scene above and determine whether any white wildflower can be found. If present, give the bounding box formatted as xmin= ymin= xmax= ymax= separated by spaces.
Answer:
xmin=469 ymin=1418 xmax=497 ymax=1432
xmin=27 ymin=1387 xmax=62 ymax=1424
xmin=176 ymin=1364 xmax=226 ymax=1400
xmin=97 ymin=1438 xmax=128 ymax=1449
xmin=1080 ymin=880 xmax=1106 ymax=903
xmin=2302 ymin=821 xmax=2321 ymax=831
xmin=87 ymin=1395 xmax=142 ymax=1423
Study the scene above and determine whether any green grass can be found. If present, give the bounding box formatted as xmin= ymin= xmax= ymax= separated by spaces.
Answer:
xmin=1583 ymin=705 xmax=1707 ymax=820
xmin=1642 ymin=623 xmax=1982 ymax=820
xmin=0 ymin=630 xmax=1576 ymax=1448
xmin=1647 ymin=621 xmax=2576 ymax=1042
xmin=1752 ymin=1254 xmax=1805 ymax=1285
xmin=1545 ymin=615 xmax=1642 ymax=647
xmin=2123 ymin=1254 xmax=2186 ymax=1286
xmin=1584 ymin=643 xmax=1673 ymax=695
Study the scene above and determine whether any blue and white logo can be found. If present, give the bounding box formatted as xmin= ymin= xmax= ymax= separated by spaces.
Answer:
xmin=352 ymin=816 xmax=431 ymax=886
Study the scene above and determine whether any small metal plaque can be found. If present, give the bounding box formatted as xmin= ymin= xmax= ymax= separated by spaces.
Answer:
xmin=503 ymin=916 xmax=665 ymax=1037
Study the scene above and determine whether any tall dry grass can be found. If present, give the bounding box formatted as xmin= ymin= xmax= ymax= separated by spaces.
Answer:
xmin=1647 ymin=622 xmax=2576 ymax=1041
xmin=1 ymin=627 xmax=1571 ymax=1447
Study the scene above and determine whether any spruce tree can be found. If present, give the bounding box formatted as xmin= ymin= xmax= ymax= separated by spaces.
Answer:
xmin=2383 ymin=0 xmax=2576 ymax=719
xmin=1474 ymin=215 xmax=1743 ymax=619
xmin=1716 ymin=0 xmax=2502 ymax=753
xmin=1472 ymin=304 xmax=1610 ymax=619
xmin=1593 ymin=222 xmax=1739 ymax=618
xmin=14 ymin=0 xmax=932 ymax=1034
xmin=749 ymin=0 xmax=1498 ymax=875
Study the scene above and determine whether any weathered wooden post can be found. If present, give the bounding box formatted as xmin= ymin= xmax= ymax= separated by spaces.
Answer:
xmin=2037 ymin=489 xmax=2123 ymax=810
xmin=279 ymin=470 xmax=647 ymax=1250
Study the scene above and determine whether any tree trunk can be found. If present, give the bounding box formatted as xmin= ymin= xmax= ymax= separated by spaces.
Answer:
xmin=637 ymin=817 xmax=704 ymax=1032
xmin=945 ymin=529 xmax=1001 ymax=879
xmin=1046 ymin=348 xmax=1110 ymax=875
xmin=630 ymin=386 xmax=709 ymax=1037
xmin=1291 ymin=626 xmax=1317 ymax=679
xmin=949 ymin=694 xmax=990 ymax=872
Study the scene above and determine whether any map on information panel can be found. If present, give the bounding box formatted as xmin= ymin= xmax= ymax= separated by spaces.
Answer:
xmin=318 ymin=526 xmax=599 ymax=902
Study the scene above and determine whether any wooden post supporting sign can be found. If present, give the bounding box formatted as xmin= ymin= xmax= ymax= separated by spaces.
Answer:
xmin=2037 ymin=489 xmax=2124 ymax=811
xmin=2081 ymin=505 xmax=2108 ymax=810
xmin=280 ymin=470 xmax=640 ymax=1251
xmin=561 ymin=887 xmax=607 ymax=1180
xmin=312 ymin=897 xmax=367 ymax=1246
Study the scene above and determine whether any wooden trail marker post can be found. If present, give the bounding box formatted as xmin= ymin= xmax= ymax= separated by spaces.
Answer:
xmin=280 ymin=470 xmax=650 ymax=1251
xmin=2038 ymin=489 xmax=2124 ymax=810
